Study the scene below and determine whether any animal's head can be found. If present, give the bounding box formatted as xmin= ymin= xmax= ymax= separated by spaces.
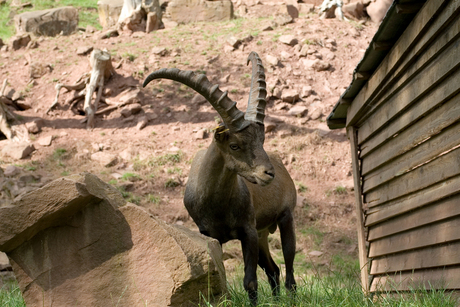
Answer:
xmin=143 ymin=52 xmax=274 ymax=186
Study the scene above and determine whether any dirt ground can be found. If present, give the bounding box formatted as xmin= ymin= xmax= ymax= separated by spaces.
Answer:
xmin=0 ymin=1 xmax=378 ymax=280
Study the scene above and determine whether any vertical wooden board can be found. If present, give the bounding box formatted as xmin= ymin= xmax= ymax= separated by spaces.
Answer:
xmin=361 ymin=91 xmax=460 ymax=176
xmin=365 ymin=175 xmax=460 ymax=226
xmin=364 ymin=146 xmax=460 ymax=206
xmin=371 ymin=267 xmax=460 ymax=292
xmin=346 ymin=0 xmax=453 ymax=127
xmin=347 ymin=127 xmax=369 ymax=293
xmin=358 ymin=20 xmax=460 ymax=147
xmin=363 ymin=121 xmax=460 ymax=193
xmin=370 ymin=242 xmax=460 ymax=275
xmin=368 ymin=194 xmax=460 ymax=241
xmin=368 ymin=218 xmax=460 ymax=258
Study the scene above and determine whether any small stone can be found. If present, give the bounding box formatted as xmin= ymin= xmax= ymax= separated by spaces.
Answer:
xmin=127 ymin=103 xmax=142 ymax=114
xmin=119 ymin=182 xmax=134 ymax=191
xmin=118 ymin=89 xmax=142 ymax=105
xmin=302 ymin=59 xmax=331 ymax=72
xmin=265 ymin=55 xmax=279 ymax=66
xmin=91 ymin=152 xmax=118 ymax=167
xmin=299 ymin=44 xmax=309 ymax=57
xmin=309 ymin=251 xmax=324 ymax=257
xmin=38 ymin=135 xmax=53 ymax=146
xmin=16 ymin=100 xmax=32 ymax=110
xmin=145 ymin=111 xmax=158 ymax=121
xmin=194 ymin=129 xmax=208 ymax=140
xmin=76 ymin=46 xmax=93 ymax=55
xmin=262 ymin=24 xmax=273 ymax=31
xmin=223 ymin=45 xmax=234 ymax=53
xmin=100 ymin=29 xmax=119 ymax=39
xmin=4 ymin=165 xmax=20 ymax=177
xmin=272 ymin=87 xmax=282 ymax=99
xmin=340 ymin=179 xmax=355 ymax=191
xmin=301 ymin=85 xmax=313 ymax=98
xmin=85 ymin=25 xmax=97 ymax=33
xmin=281 ymin=89 xmax=299 ymax=104
xmin=168 ymin=146 xmax=181 ymax=153
xmin=151 ymin=47 xmax=167 ymax=56
xmin=26 ymin=40 xmax=39 ymax=49
xmin=280 ymin=51 xmax=291 ymax=60
xmin=25 ymin=121 xmax=40 ymax=134
xmin=92 ymin=143 xmax=102 ymax=152
xmin=29 ymin=62 xmax=51 ymax=79
xmin=19 ymin=174 xmax=41 ymax=184
xmin=111 ymin=173 xmax=123 ymax=180
xmin=120 ymin=108 xmax=132 ymax=118
xmin=0 ymin=252 xmax=11 ymax=271
xmin=219 ymin=74 xmax=231 ymax=84
xmin=136 ymin=116 xmax=148 ymax=130
xmin=279 ymin=35 xmax=298 ymax=46
xmin=264 ymin=120 xmax=277 ymax=133
xmin=227 ymin=36 xmax=241 ymax=48
xmin=192 ymin=94 xmax=207 ymax=104
xmin=9 ymin=34 xmax=31 ymax=50
xmin=1 ymin=142 xmax=35 ymax=160
xmin=310 ymin=108 xmax=323 ymax=120
xmin=288 ymin=105 xmax=308 ymax=117
xmin=274 ymin=14 xmax=293 ymax=26
xmin=296 ymin=195 xmax=306 ymax=207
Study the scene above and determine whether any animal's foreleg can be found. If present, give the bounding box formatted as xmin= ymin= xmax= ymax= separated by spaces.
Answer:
xmin=258 ymin=229 xmax=280 ymax=296
xmin=240 ymin=226 xmax=259 ymax=306
xmin=278 ymin=209 xmax=297 ymax=293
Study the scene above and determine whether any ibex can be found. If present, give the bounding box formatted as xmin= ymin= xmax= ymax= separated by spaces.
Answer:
xmin=143 ymin=52 xmax=296 ymax=305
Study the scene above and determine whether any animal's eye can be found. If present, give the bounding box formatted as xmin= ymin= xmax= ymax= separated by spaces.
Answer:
xmin=229 ymin=144 xmax=240 ymax=151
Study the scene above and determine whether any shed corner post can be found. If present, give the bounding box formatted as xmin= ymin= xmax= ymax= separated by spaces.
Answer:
xmin=347 ymin=126 xmax=370 ymax=294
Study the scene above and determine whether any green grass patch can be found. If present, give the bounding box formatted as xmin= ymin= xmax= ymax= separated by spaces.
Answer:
xmin=121 ymin=172 xmax=141 ymax=181
xmin=0 ymin=282 xmax=25 ymax=307
xmin=53 ymin=148 xmax=67 ymax=160
xmin=198 ymin=269 xmax=458 ymax=307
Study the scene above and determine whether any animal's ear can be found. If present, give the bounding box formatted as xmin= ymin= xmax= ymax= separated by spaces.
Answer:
xmin=214 ymin=125 xmax=229 ymax=143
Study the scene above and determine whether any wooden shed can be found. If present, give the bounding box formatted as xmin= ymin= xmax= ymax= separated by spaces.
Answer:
xmin=327 ymin=0 xmax=460 ymax=293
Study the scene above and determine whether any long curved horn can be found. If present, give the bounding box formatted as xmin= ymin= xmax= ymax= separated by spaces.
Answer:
xmin=245 ymin=52 xmax=267 ymax=125
xmin=143 ymin=68 xmax=249 ymax=131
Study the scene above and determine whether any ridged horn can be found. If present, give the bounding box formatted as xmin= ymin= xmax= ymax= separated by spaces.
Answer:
xmin=143 ymin=68 xmax=249 ymax=131
xmin=245 ymin=52 xmax=267 ymax=125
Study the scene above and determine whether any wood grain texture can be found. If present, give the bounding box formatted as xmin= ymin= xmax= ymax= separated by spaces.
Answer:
xmin=368 ymin=194 xmax=460 ymax=241
xmin=370 ymin=266 xmax=460 ymax=292
xmin=346 ymin=0 xmax=451 ymax=127
xmin=364 ymin=146 xmax=460 ymax=206
xmin=363 ymin=121 xmax=460 ymax=193
xmin=365 ymin=175 xmax=460 ymax=226
xmin=361 ymin=92 xmax=460 ymax=176
xmin=369 ymin=218 xmax=460 ymax=258
xmin=370 ymin=241 xmax=460 ymax=275
xmin=358 ymin=16 xmax=460 ymax=148
xmin=347 ymin=127 xmax=370 ymax=292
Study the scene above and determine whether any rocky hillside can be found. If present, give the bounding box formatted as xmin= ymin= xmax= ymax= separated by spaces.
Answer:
xmin=0 ymin=0 xmax=378 ymax=277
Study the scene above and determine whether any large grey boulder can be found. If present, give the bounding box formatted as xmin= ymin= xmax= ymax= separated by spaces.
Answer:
xmin=167 ymin=0 xmax=233 ymax=24
xmin=98 ymin=0 xmax=124 ymax=28
xmin=0 ymin=173 xmax=226 ymax=307
xmin=14 ymin=6 xmax=78 ymax=37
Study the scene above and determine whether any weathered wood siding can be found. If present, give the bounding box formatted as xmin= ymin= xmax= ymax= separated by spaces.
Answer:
xmin=348 ymin=0 xmax=460 ymax=292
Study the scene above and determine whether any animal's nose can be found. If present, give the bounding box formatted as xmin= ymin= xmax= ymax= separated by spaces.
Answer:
xmin=265 ymin=170 xmax=275 ymax=179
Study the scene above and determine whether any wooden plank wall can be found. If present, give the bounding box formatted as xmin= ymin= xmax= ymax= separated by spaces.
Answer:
xmin=349 ymin=0 xmax=460 ymax=292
